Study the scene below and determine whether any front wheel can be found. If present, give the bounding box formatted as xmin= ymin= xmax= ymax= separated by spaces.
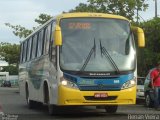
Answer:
xmin=145 ymin=93 xmax=154 ymax=107
xmin=105 ymin=105 xmax=118 ymax=113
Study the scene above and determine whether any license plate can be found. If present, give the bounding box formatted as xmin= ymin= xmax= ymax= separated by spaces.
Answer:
xmin=94 ymin=93 xmax=108 ymax=98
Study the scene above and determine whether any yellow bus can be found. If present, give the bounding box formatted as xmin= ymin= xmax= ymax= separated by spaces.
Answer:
xmin=19 ymin=12 xmax=145 ymax=115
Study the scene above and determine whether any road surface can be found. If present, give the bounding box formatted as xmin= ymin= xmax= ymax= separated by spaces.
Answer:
xmin=0 ymin=87 xmax=159 ymax=120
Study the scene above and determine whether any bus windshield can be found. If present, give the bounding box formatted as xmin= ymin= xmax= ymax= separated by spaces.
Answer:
xmin=60 ymin=18 xmax=136 ymax=72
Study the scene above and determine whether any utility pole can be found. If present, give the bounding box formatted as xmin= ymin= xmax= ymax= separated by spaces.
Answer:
xmin=155 ymin=0 xmax=157 ymax=18
xmin=137 ymin=7 xmax=139 ymax=24
xmin=136 ymin=0 xmax=139 ymax=24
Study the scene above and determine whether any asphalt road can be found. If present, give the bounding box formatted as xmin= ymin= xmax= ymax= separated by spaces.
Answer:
xmin=0 ymin=87 xmax=160 ymax=120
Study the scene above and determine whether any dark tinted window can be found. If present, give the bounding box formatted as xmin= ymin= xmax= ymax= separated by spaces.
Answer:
xmin=31 ymin=34 xmax=38 ymax=59
xmin=37 ymin=30 xmax=44 ymax=57
xmin=20 ymin=44 xmax=24 ymax=63
xmin=43 ymin=25 xmax=52 ymax=54
xmin=22 ymin=41 xmax=27 ymax=62
xmin=27 ymin=37 xmax=32 ymax=61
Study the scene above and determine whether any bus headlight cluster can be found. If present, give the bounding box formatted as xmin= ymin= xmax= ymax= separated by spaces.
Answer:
xmin=60 ymin=77 xmax=78 ymax=89
xmin=121 ymin=78 xmax=136 ymax=89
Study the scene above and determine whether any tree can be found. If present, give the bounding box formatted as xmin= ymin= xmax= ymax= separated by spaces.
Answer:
xmin=1 ymin=65 xmax=18 ymax=75
xmin=137 ymin=17 xmax=160 ymax=76
xmin=3 ymin=13 xmax=52 ymax=75
xmin=35 ymin=13 xmax=52 ymax=25
xmin=0 ymin=42 xmax=20 ymax=65
xmin=70 ymin=0 xmax=148 ymax=21
xmin=0 ymin=42 xmax=20 ymax=75
xmin=5 ymin=13 xmax=52 ymax=39
xmin=4 ymin=23 xmax=33 ymax=38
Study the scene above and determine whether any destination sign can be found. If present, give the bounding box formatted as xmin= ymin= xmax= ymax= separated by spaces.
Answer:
xmin=68 ymin=22 xmax=91 ymax=29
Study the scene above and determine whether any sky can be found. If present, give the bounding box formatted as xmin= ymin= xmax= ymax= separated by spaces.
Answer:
xmin=0 ymin=0 xmax=160 ymax=44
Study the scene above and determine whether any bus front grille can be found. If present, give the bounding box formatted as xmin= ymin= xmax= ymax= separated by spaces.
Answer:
xmin=78 ymin=85 xmax=121 ymax=91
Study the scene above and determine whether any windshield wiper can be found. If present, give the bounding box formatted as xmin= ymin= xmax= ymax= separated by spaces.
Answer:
xmin=99 ymin=39 xmax=120 ymax=74
xmin=80 ymin=39 xmax=96 ymax=71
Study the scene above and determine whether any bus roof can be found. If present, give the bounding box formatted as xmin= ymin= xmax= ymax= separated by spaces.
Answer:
xmin=21 ymin=12 xmax=129 ymax=43
xmin=57 ymin=12 xmax=129 ymax=21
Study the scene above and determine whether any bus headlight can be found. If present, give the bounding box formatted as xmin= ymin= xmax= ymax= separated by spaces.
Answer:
xmin=121 ymin=78 xmax=136 ymax=89
xmin=60 ymin=77 xmax=78 ymax=89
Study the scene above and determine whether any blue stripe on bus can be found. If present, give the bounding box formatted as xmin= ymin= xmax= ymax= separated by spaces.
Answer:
xmin=63 ymin=73 xmax=134 ymax=91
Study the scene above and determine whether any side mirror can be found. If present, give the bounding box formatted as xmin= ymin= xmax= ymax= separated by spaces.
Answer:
xmin=131 ymin=26 xmax=145 ymax=47
xmin=54 ymin=25 xmax=62 ymax=46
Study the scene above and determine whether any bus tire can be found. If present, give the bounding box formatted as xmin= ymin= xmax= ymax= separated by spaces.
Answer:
xmin=26 ymin=84 xmax=35 ymax=109
xmin=44 ymin=82 xmax=56 ymax=115
xmin=145 ymin=93 xmax=154 ymax=108
xmin=104 ymin=105 xmax=118 ymax=113
xmin=43 ymin=82 xmax=60 ymax=115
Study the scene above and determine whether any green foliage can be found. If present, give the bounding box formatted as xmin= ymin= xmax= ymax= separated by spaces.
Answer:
xmin=70 ymin=0 xmax=148 ymax=21
xmin=5 ymin=23 xmax=33 ymax=38
xmin=35 ymin=13 xmax=52 ymax=25
xmin=1 ymin=65 xmax=18 ymax=75
xmin=0 ymin=42 xmax=20 ymax=65
xmin=137 ymin=17 xmax=160 ymax=76
xmin=3 ymin=13 xmax=52 ymax=74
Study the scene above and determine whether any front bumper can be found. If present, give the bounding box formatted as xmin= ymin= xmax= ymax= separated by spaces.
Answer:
xmin=58 ymin=85 xmax=136 ymax=105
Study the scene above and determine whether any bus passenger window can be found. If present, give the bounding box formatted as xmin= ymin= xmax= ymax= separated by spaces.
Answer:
xmin=31 ymin=34 xmax=38 ymax=59
xmin=27 ymin=37 xmax=32 ymax=61
xmin=20 ymin=44 xmax=24 ymax=63
xmin=23 ymin=41 xmax=27 ymax=63
xmin=37 ymin=30 xmax=43 ymax=57
xmin=43 ymin=25 xmax=51 ymax=55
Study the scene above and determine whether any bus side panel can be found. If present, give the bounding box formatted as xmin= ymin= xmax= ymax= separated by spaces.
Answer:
xmin=24 ymin=55 xmax=58 ymax=104
xmin=19 ymin=63 xmax=28 ymax=98
xmin=27 ymin=56 xmax=46 ymax=102
xmin=37 ymin=56 xmax=58 ymax=104
xmin=48 ymin=62 xmax=58 ymax=105
xmin=19 ymin=62 xmax=40 ymax=101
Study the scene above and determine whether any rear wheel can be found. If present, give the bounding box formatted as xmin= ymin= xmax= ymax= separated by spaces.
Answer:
xmin=105 ymin=105 xmax=118 ymax=113
xmin=26 ymin=84 xmax=36 ymax=109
